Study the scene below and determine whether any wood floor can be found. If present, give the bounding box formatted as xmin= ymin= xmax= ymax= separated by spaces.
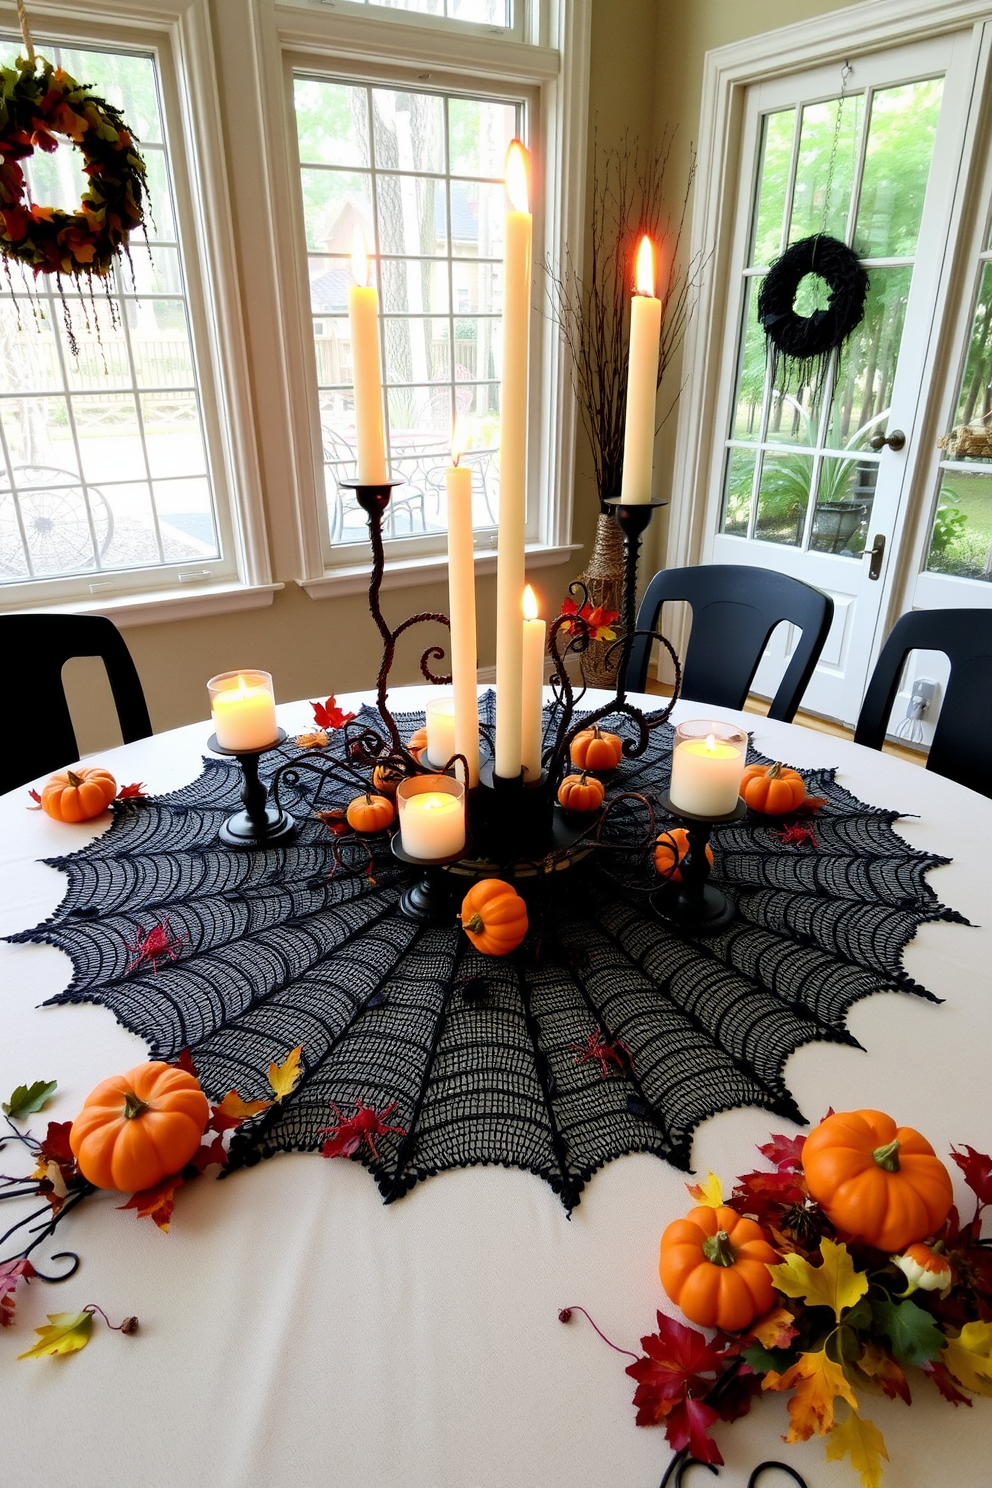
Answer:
xmin=644 ymin=679 xmax=926 ymax=767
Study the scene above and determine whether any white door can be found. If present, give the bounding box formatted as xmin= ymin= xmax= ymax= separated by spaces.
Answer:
xmin=705 ymin=33 xmax=978 ymax=724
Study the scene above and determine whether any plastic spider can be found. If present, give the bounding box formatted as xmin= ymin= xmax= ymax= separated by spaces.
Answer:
xmin=125 ymin=920 xmax=188 ymax=973
xmin=319 ymin=1100 xmax=407 ymax=1160
xmin=569 ymin=1031 xmax=633 ymax=1079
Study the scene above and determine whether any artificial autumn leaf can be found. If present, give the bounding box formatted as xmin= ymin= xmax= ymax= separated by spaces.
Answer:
xmin=26 ymin=787 xmax=42 ymax=808
xmin=310 ymin=695 xmax=356 ymax=731
xmin=857 ymin=1341 xmax=912 ymax=1405
xmin=2 ymin=1079 xmax=57 ymax=1119
xmin=186 ymin=1132 xmax=229 ymax=1174
xmin=663 ymin=1396 xmax=723 ymax=1465
xmin=763 ymin=1348 xmax=858 ymax=1441
xmin=116 ymin=782 xmax=146 ymax=799
xmin=175 ymin=1048 xmax=198 ymax=1076
xmin=0 ymin=1258 xmax=35 ymax=1327
xmin=925 ymin=1358 xmax=974 ymax=1406
xmin=686 ymin=1170 xmax=724 ymax=1207
xmin=757 ymin=1132 xmax=807 ymax=1171
xmin=729 ymin=1168 xmax=806 ymax=1223
xmin=750 ymin=1305 xmax=799 ymax=1351
xmin=625 ymin=1312 xmax=728 ymax=1426
xmin=38 ymin=1119 xmax=74 ymax=1169
xmin=295 ymin=731 xmax=329 ymax=750
xmin=870 ymin=1297 xmax=945 ymax=1369
xmin=316 ymin=807 xmax=349 ymax=837
xmin=768 ymin=1237 xmax=868 ymax=1321
xmin=824 ymin=1409 xmax=889 ymax=1488
xmin=18 ymin=1309 xmax=93 ymax=1360
xmin=951 ymin=1145 xmax=992 ymax=1209
xmin=941 ymin=1320 xmax=992 ymax=1396
xmin=268 ymin=1046 xmax=303 ymax=1101
xmin=118 ymin=1175 xmax=183 ymax=1233
xmin=33 ymin=1159 xmax=68 ymax=1200
xmin=215 ymin=1089 xmax=272 ymax=1121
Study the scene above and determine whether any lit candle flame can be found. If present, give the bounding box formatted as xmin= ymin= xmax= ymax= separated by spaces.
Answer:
xmin=634 ymin=234 xmax=656 ymax=297
xmin=450 ymin=415 xmax=467 ymax=467
xmin=234 ymin=674 xmax=248 ymax=697
xmin=351 ymin=227 xmax=370 ymax=288
xmin=706 ymin=732 xmax=718 ymax=753
xmin=505 ymin=139 xmax=530 ymax=214
xmin=522 ymin=584 xmax=539 ymax=621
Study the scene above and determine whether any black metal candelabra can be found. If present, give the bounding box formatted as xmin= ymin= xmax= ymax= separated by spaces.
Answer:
xmin=208 ymin=729 xmax=297 ymax=849
xmin=651 ymin=792 xmax=746 ymax=933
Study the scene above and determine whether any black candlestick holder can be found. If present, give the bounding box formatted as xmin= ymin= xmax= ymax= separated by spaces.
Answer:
xmin=650 ymin=792 xmax=746 ymax=934
xmin=208 ymin=729 xmax=297 ymax=849
xmin=391 ymin=837 xmax=464 ymax=925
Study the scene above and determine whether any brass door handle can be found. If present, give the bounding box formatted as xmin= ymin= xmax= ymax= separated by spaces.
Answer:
xmin=867 ymin=533 xmax=886 ymax=580
xmin=868 ymin=428 xmax=906 ymax=452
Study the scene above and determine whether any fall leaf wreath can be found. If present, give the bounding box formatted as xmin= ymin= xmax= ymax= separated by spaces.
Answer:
xmin=0 ymin=55 xmax=148 ymax=287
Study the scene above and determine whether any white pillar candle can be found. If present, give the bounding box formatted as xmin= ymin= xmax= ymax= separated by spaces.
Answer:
xmin=426 ymin=695 xmax=458 ymax=770
xmin=619 ymin=236 xmax=662 ymax=505
xmin=208 ymin=670 xmax=279 ymax=752
xmin=520 ymin=585 xmax=546 ymax=782
xmin=349 ymin=230 xmax=387 ymax=485
xmin=397 ymin=775 xmax=466 ymax=860
xmin=669 ymin=721 xmax=747 ymax=817
xmin=446 ymin=440 xmax=480 ymax=786
xmin=494 ymin=140 xmax=532 ymax=779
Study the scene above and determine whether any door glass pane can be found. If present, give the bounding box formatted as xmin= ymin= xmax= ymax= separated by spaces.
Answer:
xmin=731 ymin=279 xmax=767 ymax=439
xmin=949 ymin=260 xmax=992 ymax=437
xmin=751 ymin=110 xmax=794 ymax=266
xmin=925 ymin=470 xmax=992 ymax=579
xmin=809 ymin=455 xmax=873 ymax=556
xmin=722 ymin=448 xmax=756 ymax=534
xmin=825 ymin=265 xmax=911 ymax=449
xmin=789 ymin=94 xmax=864 ymax=245
xmin=754 ymin=452 xmax=814 ymax=545
xmin=855 ymin=79 xmax=944 ymax=258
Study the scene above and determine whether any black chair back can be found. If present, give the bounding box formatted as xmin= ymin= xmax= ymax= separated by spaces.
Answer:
xmin=624 ymin=564 xmax=834 ymax=722
xmin=3 ymin=613 xmax=152 ymax=789
xmin=854 ymin=608 xmax=992 ymax=796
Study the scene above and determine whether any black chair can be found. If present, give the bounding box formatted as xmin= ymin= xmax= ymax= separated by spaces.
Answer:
xmin=624 ymin=564 xmax=834 ymax=722
xmin=854 ymin=608 xmax=992 ymax=796
xmin=4 ymin=613 xmax=152 ymax=789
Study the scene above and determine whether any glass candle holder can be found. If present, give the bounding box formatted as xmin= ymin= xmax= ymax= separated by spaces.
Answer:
xmin=396 ymin=773 xmax=466 ymax=861
xmin=208 ymin=670 xmax=279 ymax=753
xmin=669 ymin=719 xmax=747 ymax=818
xmin=425 ymin=695 xmax=458 ymax=769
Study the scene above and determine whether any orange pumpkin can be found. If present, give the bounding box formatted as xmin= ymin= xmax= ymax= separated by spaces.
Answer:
xmin=740 ymin=762 xmax=806 ymax=815
xmin=557 ymin=772 xmax=606 ymax=813
xmin=802 ymin=1109 xmax=954 ymax=1252
xmin=69 ymin=1060 xmax=210 ymax=1192
xmin=406 ymin=727 xmax=429 ymax=763
xmin=345 ymin=792 xmax=396 ymax=833
xmin=570 ymin=726 xmax=623 ymax=772
xmin=460 ymin=878 xmax=528 ymax=956
xmin=41 ymin=767 xmax=117 ymax=823
xmin=372 ymin=762 xmax=405 ymax=798
xmin=660 ymin=1205 xmax=780 ymax=1332
xmin=654 ymin=827 xmax=714 ymax=883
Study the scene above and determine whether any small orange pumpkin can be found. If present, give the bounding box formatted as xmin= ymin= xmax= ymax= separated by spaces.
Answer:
xmin=406 ymin=727 xmax=429 ymax=763
xmin=372 ymin=762 xmax=405 ymax=797
xmin=69 ymin=1060 xmax=210 ymax=1192
xmin=740 ymin=761 xmax=806 ymax=815
xmin=41 ymin=767 xmax=117 ymax=823
xmin=570 ymin=726 xmax=623 ymax=772
xmin=345 ymin=792 xmax=396 ymax=833
xmin=654 ymin=827 xmax=714 ymax=883
xmin=460 ymin=878 xmax=528 ymax=956
xmin=557 ymin=772 xmax=606 ymax=813
xmin=802 ymin=1109 xmax=954 ymax=1252
xmin=659 ymin=1204 xmax=780 ymax=1331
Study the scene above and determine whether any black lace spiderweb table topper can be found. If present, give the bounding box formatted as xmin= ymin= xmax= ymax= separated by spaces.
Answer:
xmin=11 ymin=692 xmax=965 ymax=1212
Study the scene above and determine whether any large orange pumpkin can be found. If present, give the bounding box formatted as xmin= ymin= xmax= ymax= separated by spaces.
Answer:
xmin=41 ymin=767 xmax=117 ymax=823
xmin=372 ymin=762 xmax=405 ymax=798
xmin=569 ymin=726 xmax=623 ymax=772
xmin=69 ymin=1060 xmax=210 ymax=1192
xmin=740 ymin=762 xmax=806 ymax=815
xmin=557 ymin=772 xmax=605 ymax=813
xmin=460 ymin=878 xmax=528 ymax=956
xmin=660 ymin=1205 xmax=779 ymax=1331
xmin=802 ymin=1109 xmax=954 ymax=1251
xmin=345 ymin=792 xmax=396 ymax=833
xmin=654 ymin=827 xmax=714 ymax=883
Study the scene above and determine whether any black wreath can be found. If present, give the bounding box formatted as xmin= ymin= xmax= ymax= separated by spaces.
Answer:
xmin=757 ymin=233 xmax=868 ymax=363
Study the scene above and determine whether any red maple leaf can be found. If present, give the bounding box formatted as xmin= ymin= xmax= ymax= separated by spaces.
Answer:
xmin=116 ymin=782 xmax=147 ymax=799
xmin=625 ymin=1313 xmax=729 ymax=1426
xmin=174 ymin=1048 xmax=198 ymax=1077
xmin=0 ymin=1257 xmax=35 ymax=1327
xmin=316 ymin=808 xmax=350 ymax=837
xmin=119 ymin=1175 xmax=183 ymax=1232
xmin=925 ymin=1359 xmax=974 ymax=1406
xmin=757 ymin=1132 xmax=807 ymax=1172
xmin=26 ymin=788 xmax=42 ymax=809
xmin=311 ymin=695 xmax=357 ymax=731
xmin=39 ymin=1119 xmax=76 ymax=1171
xmin=319 ymin=1100 xmax=406 ymax=1161
xmin=662 ymin=1396 xmax=723 ymax=1465
xmin=558 ymin=597 xmax=618 ymax=642
xmin=728 ymin=1168 xmax=806 ymax=1223
xmin=185 ymin=1132 xmax=229 ymax=1174
xmin=951 ymin=1145 xmax=992 ymax=1209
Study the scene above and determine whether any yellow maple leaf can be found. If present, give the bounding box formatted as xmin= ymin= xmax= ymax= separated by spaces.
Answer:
xmin=942 ymin=1320 xmax=992 ymax=1397
xmin=825 ymin=1409 xmax=889 ymax=1488
xmin=268 ymin=1045 xmax=303 ymax=1102
xmin=216 ymin=1089 xmax=272 ymax=1119
xmin=18 ymin=1309 xmax=93 ymax=1360
xmin=768 ymin=1237 xmax=868 ymax=1322
xmin=685 ymin=1170 xmax=723 ymax=1207
xmin=763 ymin=1348 xmax=858 ymax=1441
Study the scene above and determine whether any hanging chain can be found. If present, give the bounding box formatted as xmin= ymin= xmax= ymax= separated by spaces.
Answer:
xmin=822 ymin=59 xmax=853 ymax=233
xmin=16 ymin=0 xmax=36 ymax=66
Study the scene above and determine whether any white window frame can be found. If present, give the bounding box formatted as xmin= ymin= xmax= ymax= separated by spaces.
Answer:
xmin=258 ymin=0 xmax=590 ymax=597
xmin=0 ymin=0 xmax=277 ymax=627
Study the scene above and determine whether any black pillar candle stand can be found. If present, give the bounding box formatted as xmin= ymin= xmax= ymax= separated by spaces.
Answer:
xmin=208 ymin=729 xmax=297 ymax=849
xmin=650 ymin=792 xmax=746 ymax=933
xmin=391 ymin=838 xmax=464 ymax=925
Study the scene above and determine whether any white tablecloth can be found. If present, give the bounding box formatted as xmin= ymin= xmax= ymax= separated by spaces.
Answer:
xmin=2 ymin=689 xmax=990 ymax=1488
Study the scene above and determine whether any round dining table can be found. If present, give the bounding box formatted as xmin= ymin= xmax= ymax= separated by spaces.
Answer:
xmin=2 ymin=686 xmax=990 ymax=1488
